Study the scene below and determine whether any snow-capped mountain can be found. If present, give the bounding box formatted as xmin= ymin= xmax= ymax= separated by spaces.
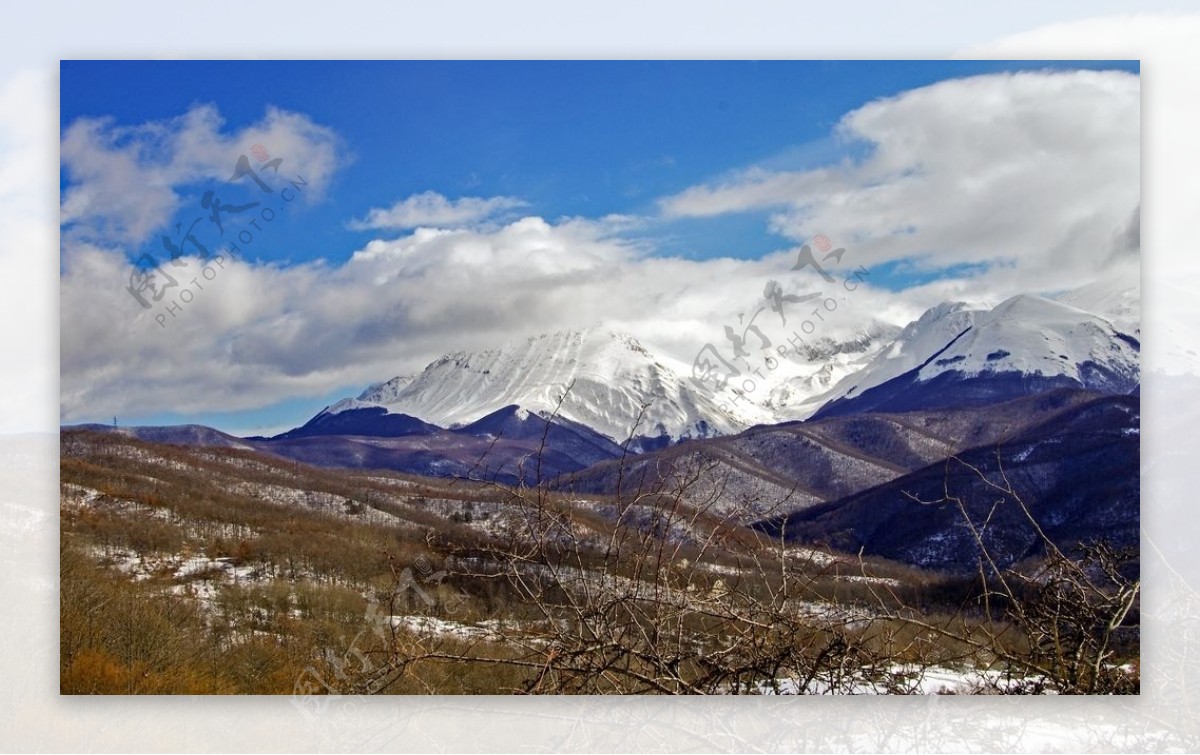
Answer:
xmin=325 ymin=327 xmax=746 ymax=445
xmin=355 ymin=375 xmax=417 ymax=404
xmin=760 ymin=323 xmax=904 ymax=418
xmin=805 ymin=294 xmax=1140 ymax=419
xmin=797 ymin=301 xmax=986 ymax=411
xmin=288 ymin=286 xmax=1139 ymax=451
xmin=1055 ymin=265 xmax=1140 ymax=337
xmin=293 ymin=320 xmax=904 ymax=450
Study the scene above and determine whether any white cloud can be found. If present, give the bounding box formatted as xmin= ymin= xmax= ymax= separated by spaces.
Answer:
xmin=660 ymin=167 xmax=842 ymax=218
xmin=963 ymin=14 xmax=1199 ymax=377
xmin=348 ymin=191 xmax=528 ymax=230
xmin=60 ymin=104 xmax=344 ymax=245
xmin=58 ymin=68 xmax=1144 ymax=425
xmin=659 ymin=70 xmax=1140 ymax=295
xmin=59 ymin=214 xmax=923 ymax=423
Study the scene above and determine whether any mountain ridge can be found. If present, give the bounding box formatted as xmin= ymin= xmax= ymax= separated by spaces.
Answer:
xmin=802 ymin=293 xmax=1138 ymax=419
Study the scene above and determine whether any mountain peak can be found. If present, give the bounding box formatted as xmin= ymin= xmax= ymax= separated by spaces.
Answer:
xmin=328 ymin=326 xmax=743 ymax=444
xmin=357 ymin=374 xmax=416 ymax=403
xmin=805 ymin=292 xmax=1139 ymax=418
xmin=1054 ymin=268 xmax=1140 ymax=336
xmin=988 ymin=292 xmax=1097 ymax=324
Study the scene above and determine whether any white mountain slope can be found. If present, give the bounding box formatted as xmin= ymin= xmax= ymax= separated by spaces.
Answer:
xmin=323 ymin=375 xmax=418 ymax=415
xmin=796 ymin=294 xmax=1140 ymax=417
xmin=311 ymin=289 xmax=1138 ymax=443
xmin=357 ymin=375 xmax=417 ymax=403
xmin=336 ymin=328 xmax=751 ymax=443
xmin=934 ymin=294 xmax=1137 ymax=379
xmin=1055 ymin=265 xmax=1140 ymax=336
xmin=315 ymin=321 xmax=902 ymax=444
xmin=788 ymin=301 xmax=985 ymax=414
xmin=756 ymin=323 xmax=909 ymax=418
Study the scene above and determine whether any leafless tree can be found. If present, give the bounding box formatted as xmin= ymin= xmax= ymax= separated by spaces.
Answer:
xmin=353 ymin=420 xmax=1138 ymax=694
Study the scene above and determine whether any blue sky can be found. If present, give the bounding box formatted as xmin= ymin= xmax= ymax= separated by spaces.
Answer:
xmin=61 ymin=60 xmax=1137 ymax=264
xmin=59 ymin=60 xmax=1141 ymax=434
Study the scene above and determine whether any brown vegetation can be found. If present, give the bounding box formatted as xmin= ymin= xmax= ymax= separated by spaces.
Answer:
xmin=59 ymin=425 xmax=1138 ymax=695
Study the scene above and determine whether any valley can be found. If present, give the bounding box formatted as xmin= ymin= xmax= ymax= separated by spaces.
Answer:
xmin=60 ymin=288 xmax=1142 ymax=695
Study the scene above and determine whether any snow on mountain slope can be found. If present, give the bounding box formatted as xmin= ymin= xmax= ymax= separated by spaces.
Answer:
xmin=357 ymin=375 xmax=417 ymax=404
xmin=1055 ymin=264 xmax=1140 ymax=336
xmin=793 ymin=301 xmax=986 ymax=413
xmin=760 ymin=324 xmax=903 ymax=420
xmin=800 ymin=294 xmax=1140 ymax=417
xmin=339 ymin=328 xmax=748 ymax=443
xmin=310 ymin=287 xmax=1139 ymax=443
xmin=934 ymin=294 xmax=1137 ymax=382
xmin=319 ymin=375 xmax=417 ymax=415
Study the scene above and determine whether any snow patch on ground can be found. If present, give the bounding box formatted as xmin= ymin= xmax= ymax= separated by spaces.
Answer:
xmin=389 ymin=615 xmax=515 ymax=643
xmin=756 ymin=664 xmax=1054 ymax=695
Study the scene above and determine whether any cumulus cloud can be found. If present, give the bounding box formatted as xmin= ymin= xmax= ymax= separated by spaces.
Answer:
xmin=348 ymin=191 xmax=528 ymax=230
xmin=659 ymin=70 xmax=1140 ymax=295
xmin=60 ymin=104 xmax=344 ymax=245
xmin=60 ymin=68 xmax=1142 ymax=424
xmin=962 ymin=15 xmax=1195 ymax=376
xmin=59 ymin=214 xmax=922 ymax=422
